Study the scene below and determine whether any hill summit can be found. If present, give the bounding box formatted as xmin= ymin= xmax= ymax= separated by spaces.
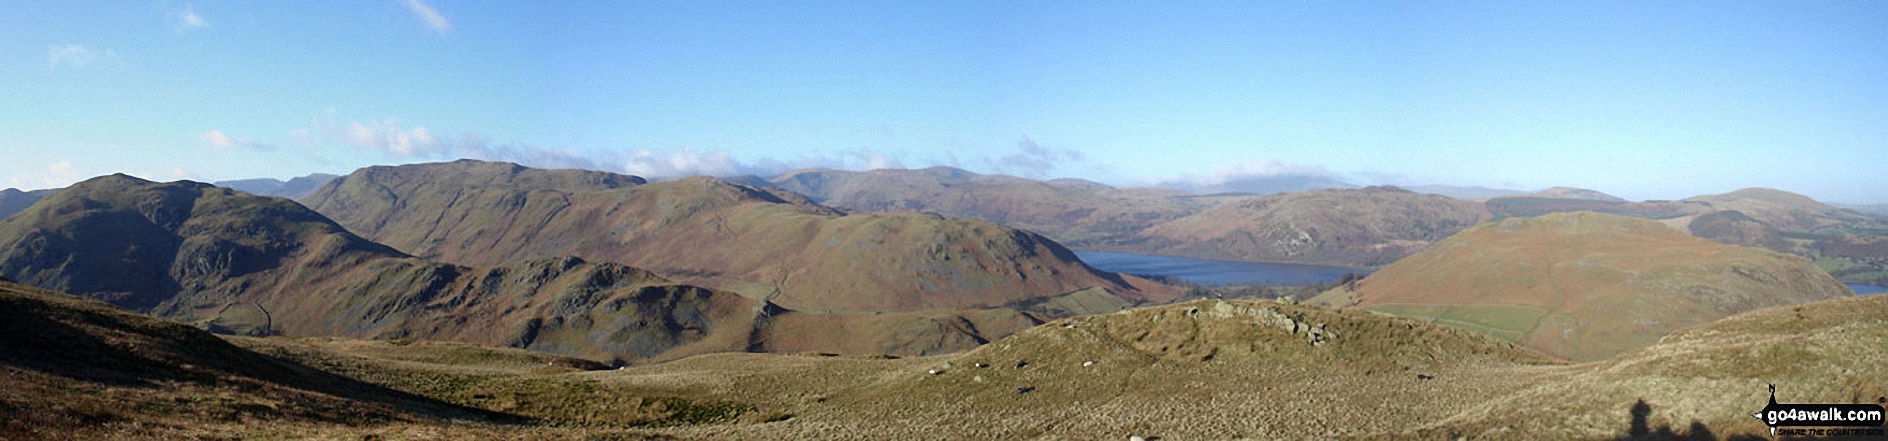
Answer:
xmin=1326 ymin=211 xmax=1850 ymax=361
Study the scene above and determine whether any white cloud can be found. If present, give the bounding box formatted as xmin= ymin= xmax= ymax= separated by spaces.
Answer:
xmin=7 ymin=161 xmax=84 ymax=190
xmin=172 ymin=5 xmax=209 ymax=33
xmin=46 ymin=45 xmax=120 ymax=69
xmin=1201 ymin=160 xmax=1338 ymax=185
xmin=286 ymin=111 xmax=610 ymax=171
xmin=400 ymin=0 xmax=452 ymax=34
xmin=199 ymin=129 xmax=273 ymax=150
xmin=624 ymin=147 xmax=740 ymax=178
xmin=985 ymin=136 xmax=1084 ymax=178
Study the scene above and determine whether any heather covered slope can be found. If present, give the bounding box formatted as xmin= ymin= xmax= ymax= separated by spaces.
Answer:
xmin=1126 ymin=186 xmax=1493 ymax=266
xmin=767 ymin=167 xmax=1209 ymax=248
xmin=303 ymin=160 xmax=1176 ymax=313
xmin=1329 ymin=212 xmax=1851 ymax=361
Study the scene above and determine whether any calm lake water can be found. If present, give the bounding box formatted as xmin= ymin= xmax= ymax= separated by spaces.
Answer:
xmin=1850 ymin=283 xmax=1887 ymax=296
xmin=1074 ymin=251 xmax=1368 ymax=286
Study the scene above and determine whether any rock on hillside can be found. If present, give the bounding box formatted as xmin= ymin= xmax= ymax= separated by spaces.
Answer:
xmin=304 ymin=160 xmax=1176 ymax=313
xmin=1126 ymin=186 xmax=1493 ymax=266
xmin=1338 ymin=212 xmax=1851 ymax=361
xmin=767 ymin=166 xmax=1207 ymax=249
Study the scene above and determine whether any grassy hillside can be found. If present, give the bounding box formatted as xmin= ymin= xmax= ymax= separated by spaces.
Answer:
xmin=1338 ymin=212 xmax=1852 ymax=361
xmin=303 ymin=160 xmax=1178 ymax=313
xmin=768 ymin=166 xmax=1209 ymax=249
xmin=1127 ymin=186 xmax=1493 ymax=266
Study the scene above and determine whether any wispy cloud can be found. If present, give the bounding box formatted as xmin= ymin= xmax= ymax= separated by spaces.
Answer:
xmin=46 ymin=45 xmax=120 ymax=69
xmin=985 ymin=136 xmax=1084 ymax=178
xmin=288 ymin=110 xmax=608 ymax=171
xmin=624 ymin=147 xmax=739 ymax=178
xmin=399 ymin=0 xmax=452 ymax=34
xmin=7 ymin=161 xmax=83 ymax=190
xmin=1147 ymin=159 xmax=1354 ymax=194
xmin=171 ymin=4 xmax=209 ymax=33
xmin=199 ymin=129 xmax=273 ymax=151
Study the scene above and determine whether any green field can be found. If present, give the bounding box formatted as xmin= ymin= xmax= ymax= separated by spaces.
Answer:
xmin=1364 ymin=303 xmax=1547 ymax=343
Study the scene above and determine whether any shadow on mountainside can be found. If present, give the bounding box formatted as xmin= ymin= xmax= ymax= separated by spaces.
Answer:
xmin=1611 ymin=399 xmax=1851 ymax=441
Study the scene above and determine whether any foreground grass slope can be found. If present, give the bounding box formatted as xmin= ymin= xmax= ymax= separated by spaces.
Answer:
xmin=7 ymin=279 xmax=1880 ymax=439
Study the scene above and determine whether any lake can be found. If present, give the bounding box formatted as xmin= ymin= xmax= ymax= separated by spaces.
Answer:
xmin=1074 ymin=251 xmax=1368 ymax=286
xmin=1850 ymin=283 xmax=1887 ymax=296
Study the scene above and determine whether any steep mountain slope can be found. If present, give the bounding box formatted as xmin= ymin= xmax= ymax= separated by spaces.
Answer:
xmin=0 ymin=187 xmax=54 ymax=220
xmin=1126 ymin=186 xmax=1494 ymax=266
xmin=767 ymin=167 xmax=1208 ymax=248
xmin=1328 ymin=212 xmax=1851 ymax=361
xmin=303 ymin=161 xmax=1175 ymax=313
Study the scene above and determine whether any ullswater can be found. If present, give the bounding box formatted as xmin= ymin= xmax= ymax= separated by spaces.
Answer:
xmin=1074 ymin=250 xmax=1368 ymax=286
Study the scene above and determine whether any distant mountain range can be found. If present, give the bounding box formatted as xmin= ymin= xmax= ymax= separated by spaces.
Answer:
xmin=743 ymin=167 xmax=1888 ymax=285
xmin=214 ymin=173 xmax=339 ymax=199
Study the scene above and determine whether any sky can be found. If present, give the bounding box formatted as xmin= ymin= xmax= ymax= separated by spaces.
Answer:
xmin=2 ymin=1 xmax=1885 ymax=203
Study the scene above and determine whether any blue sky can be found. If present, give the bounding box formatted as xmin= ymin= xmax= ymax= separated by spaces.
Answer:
xmin=2 ymin=1 xmax=1885 ymax=203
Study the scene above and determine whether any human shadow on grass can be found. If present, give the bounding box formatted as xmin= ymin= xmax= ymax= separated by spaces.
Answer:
xmin=1611 ymin=399 xmax=1854 ymax=441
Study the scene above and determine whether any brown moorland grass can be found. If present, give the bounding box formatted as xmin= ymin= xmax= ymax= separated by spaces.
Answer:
xmin=1350 ymin=212 xmax=1851 ymax=361
xmin=7 ymin=279 xmax=1881 ymax=440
